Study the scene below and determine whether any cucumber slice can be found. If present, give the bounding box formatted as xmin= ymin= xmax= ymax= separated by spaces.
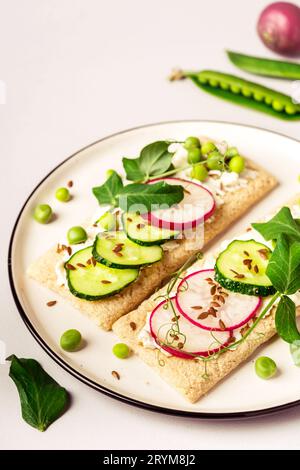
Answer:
xmin=92 ymin=231 xmax=163 ymax=268
xmin=123 ymin=212 xmax=179 ymax=246
xmin=65 ymin=246 xmax=139 ymax=300
xmin=215 ymin=239 xmax=276 ymax=297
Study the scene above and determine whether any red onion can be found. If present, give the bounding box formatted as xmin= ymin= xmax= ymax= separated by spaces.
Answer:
xmin=257 ymin=2 xmax=300 ymax=55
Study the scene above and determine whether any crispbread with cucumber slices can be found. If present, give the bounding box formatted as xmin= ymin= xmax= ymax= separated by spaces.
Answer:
xmin=28 ymin=159 xmax=277 ymax=331
xmin=112 ymin=196 xmax=300 ymax=403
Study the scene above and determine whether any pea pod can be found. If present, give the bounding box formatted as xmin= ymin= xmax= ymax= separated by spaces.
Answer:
xmin=184 ymin=70 xmax=300 ymax=121
xmin=227 ymin=50 xmax=300 ymax=80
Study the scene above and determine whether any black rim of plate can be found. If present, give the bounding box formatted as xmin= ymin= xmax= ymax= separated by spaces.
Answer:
xmin=7 ymin=120 xmax=300 ymax=420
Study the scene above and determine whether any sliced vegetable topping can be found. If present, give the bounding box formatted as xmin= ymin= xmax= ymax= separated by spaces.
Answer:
xmin=65 ymin=246 xmax=139 ymax=300
xmin=215 ymin=239 xmax=276 ymax=296
xmin=175 ymin=269 xmax=262 ymax=332
xmin=143 ymin=177 xmax=215 ymax=230
xmin=92 ymin=231 xmax=163 ymax=268
xmin=149 ymin=297 xmax=231 ymax=359
xmin=123 ymin=212 xmax=179 ymax=246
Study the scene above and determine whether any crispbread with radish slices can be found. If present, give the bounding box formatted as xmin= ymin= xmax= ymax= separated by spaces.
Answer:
xmin=112 ymin=196 xmax=300 ymax=403
xmin=28 ymin=158 xmax=276 ymax=331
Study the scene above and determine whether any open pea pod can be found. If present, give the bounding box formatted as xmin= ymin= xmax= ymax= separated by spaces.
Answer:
xmin=185 ymin=70 xmax=300 ymax=121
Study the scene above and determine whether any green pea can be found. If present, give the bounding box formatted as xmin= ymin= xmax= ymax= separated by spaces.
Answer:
xmin=201 ymin=141 xmax=216 ymax=155
xmin=106 ymin=169 xmax=115 ymax=179
xmin=255 ymin=356 xmax=277 ymax=379
xmin=187 ymin=147 xmax=202 ymax=164
xmin=97 ymin=211 xmax=115 ymax=231
xmin=55 ymin=187 xmax=70 ymax=202
xmin=112 ymin=343 xmax=130 ymax=359
xmin=206 ymin=151 xmax=223 ymax=170
xmin=184 ymin=136 xmax=201 ymax=150
xmin=33 ymin=204 xmax=53 ymax=224
xmin=253 ymin=92 xmax=264 ymax=102
xmin=272 ymin=100 xmax=284 ymax=112
xmin=241 ymin=87 xmax=252 ymax=97
xmin=220 ymin=82 xmax=230 ymax=90
xmin=209 ymin=79 xmax=219 ymax=87
xmin=285 ymin=104 xmax=296 ymax=115
xmin=230 ymin=84 xmax=240 ymax=94
xmin=60 ymin=329 xmax=82 ymax=352
xmin=264 ymin=96 xmax=272 ymax=105
xmin=225 ymin=146 xmax=239 ymax=158
xmin=228 ymin=155 xmax=245 ymax=174
xmin=67 ymin=226 xmax=88 ymax=245
xmin=190 ymin=164 xmax=208 ymax=182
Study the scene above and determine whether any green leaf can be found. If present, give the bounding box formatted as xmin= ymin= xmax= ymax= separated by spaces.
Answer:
xmin=266 ymin=234 xmax=300 ymax=294
xmin=122 ymin=141 xmax=172 ymax=181
xmin=275 ymin=296 xmax=300 ymax=344
xmin=92 ymin=171 xmax=124 ymax=206
xmin=252 ymin=207 xmax=300 ymax=242
xmin=122 ymin=158 xmax=145 ymax=181
xmin=8 ymin=355 xmax=69 ymax=432
xmin=117 ymin=181 xmax=184 ymax=214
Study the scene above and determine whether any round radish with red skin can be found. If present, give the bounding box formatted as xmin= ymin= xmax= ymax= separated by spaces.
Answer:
xmin=149 ymin=297 xmax=231 ymax=359
xmin=175 ymin=269 xmax=262 ymax=332
xmin=143 ymin=177 xmax=215 ymax=230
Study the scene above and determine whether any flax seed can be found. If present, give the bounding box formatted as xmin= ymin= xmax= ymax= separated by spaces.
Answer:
xmin=66 ymin=263 xmax=76 ymax=270
xmin=198 ymin=312 xmax=209 ymax=319
xmin=210 ymin=285 xmax=217 ymax=295
xmin=243 ymin=250 xmax=250 ymax=257
xmin=254 ymin=265 xmax=259 ymax=273
xmin=101 ymin=280 xmax=111 ymax=284
xmin=219 ymin=319 xmax=226 ymax=330
xmin=177 ymin=342 xmax=184 ymax=349
xmin=129 ymin=322 xmax=137 ymax=331
xmin=191 ymin=306 xmax=202 ymax=310
xmin=76 ymin=263 xmax=86 ymax=268
xmin=111 ymin=370 xmax=120 ymax=380
xmin=67 ymin=180 xmax=73 ymax=188
xmin=211 ymin=302 xmax=220 ymax=308
xmin=46 ymin=300 xmax=57 ymax=307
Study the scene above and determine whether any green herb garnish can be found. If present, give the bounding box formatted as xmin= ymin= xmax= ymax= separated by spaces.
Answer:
xmin=93 ymin=171 xmax=184 ymax=213
xmin=123 ymin=141 xmax=173 ymax=182
xmin=8 ymin=355 xmax=69 ymax=432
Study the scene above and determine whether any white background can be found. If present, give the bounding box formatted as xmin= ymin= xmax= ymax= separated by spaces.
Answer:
xmin=1 ymin=0 xmax=300 ymax=450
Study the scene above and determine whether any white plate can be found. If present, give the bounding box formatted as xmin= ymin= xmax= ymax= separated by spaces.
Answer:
xmin=8 ymin=120 xmax=300 ymax=419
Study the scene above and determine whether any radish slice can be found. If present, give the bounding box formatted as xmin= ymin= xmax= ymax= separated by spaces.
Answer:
xmin=175 ymin=269 xmax=262 ymax=332
xmin=149 ymin=297 xmax=231 ymax=359
xmin=143 ymin=177 xmax=216 ymax=230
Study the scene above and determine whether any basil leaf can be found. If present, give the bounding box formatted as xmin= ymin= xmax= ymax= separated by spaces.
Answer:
xmin=252 ymin=207 xmax=300 ymax=242
xmin=8 ymin=355 xmax=69 ymax=432
xmin=117 ymin=181 xmax=184 ymax=213
xmin=122 ymin=141 xmax=172 ymax=181
xmin=92 ymin=171 xmax=123 ymax=206
xmin=266 ymin=234 xmax=300 ymax=294
xmin=275 ymin=296 xmax=300 ymax=344
xmin=122 ymin=158 xmax=145 ymax=181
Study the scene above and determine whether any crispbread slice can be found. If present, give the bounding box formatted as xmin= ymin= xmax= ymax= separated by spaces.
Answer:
xmin=28 ymin=160 xmax=277 ymax=331
xmin=112 ymin=196 xmax=300 ymax=403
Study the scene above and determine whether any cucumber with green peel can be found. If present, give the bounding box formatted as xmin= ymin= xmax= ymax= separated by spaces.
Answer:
xmin=214 ymin=239 xmax=276 ymax=297
xmin=65 ymin=246 xmax=139 ymax=300
xmin=92 ymin=231 xmax=163 ymax=269
xmin=123 ymin=212 xmax=179 ymax=246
